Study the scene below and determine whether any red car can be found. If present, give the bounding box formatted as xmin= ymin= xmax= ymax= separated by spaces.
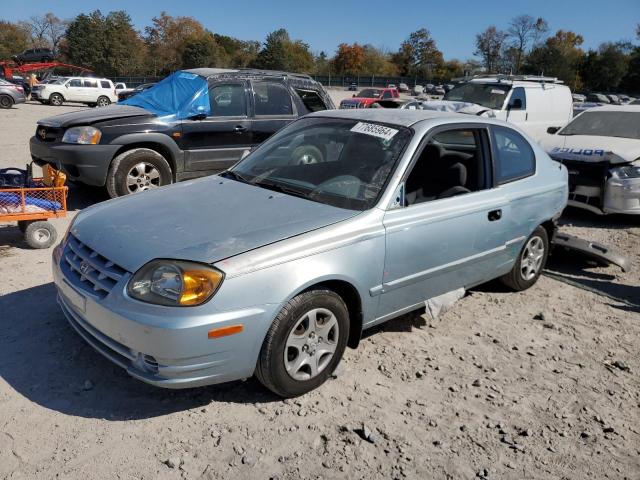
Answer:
xmin=339 ymin=87 xmax=399 ymax=109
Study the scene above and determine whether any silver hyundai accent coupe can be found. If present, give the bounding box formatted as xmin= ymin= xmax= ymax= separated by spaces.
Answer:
xmin=53 ymin=109 xmax=568 ymax=397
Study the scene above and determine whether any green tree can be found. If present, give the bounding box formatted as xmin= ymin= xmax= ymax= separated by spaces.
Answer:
xmin=0 ymin=21 xmax=30 ymax=60
xmin=103 ymin=11 xmax=147 ymax=75
xmin=361 ymin=45 xmax=398 ymax=75
xmin=252 ymin=29 xmax=314 ymax=73
xmin=393 ymin=28 xmax=443 ymax=78
xmin=524 ymin=30 xmax=584 ymax=89
xmin=580 ymin=42 xmax=630 ymax=92
xmin=63 ymin=11 xmax=107 ymax=70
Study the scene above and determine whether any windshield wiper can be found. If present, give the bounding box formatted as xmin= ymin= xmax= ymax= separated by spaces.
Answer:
xmin=220 ymin=170 xmax=253 ymax=184
xmin=253 ymin=180 xmax=309 ymax=200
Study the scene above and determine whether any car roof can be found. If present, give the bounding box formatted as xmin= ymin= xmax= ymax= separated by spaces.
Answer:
xmin=184 ymin=67 xmax=315 ymax=81
xmin=582 ymin=105 xmax=640 ymax=113
xmin=309 ymin=108 xmax=476 ymax=128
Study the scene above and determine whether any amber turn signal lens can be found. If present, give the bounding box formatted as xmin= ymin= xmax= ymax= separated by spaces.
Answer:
xmin=179 ymin=269 xmax=223 ymax=306
xmin=208 ymin=324 xmax=244 ymax=339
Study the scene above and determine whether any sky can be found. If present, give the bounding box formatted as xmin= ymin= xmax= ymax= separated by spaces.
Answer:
xmin=3 ymin=0 xmax=639 ymax=59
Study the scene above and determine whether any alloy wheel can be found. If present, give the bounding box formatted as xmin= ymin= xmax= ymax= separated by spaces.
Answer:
xmin=126 ymin=162 xmax=161 ymax=193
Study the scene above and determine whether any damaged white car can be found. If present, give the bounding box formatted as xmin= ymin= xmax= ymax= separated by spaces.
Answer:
xmin=541 ymin=105 xmax=640 ymax=215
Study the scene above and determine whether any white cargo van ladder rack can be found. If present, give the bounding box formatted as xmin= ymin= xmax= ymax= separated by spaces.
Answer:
xmin=454 ymin=74 xmax=564 ymax=84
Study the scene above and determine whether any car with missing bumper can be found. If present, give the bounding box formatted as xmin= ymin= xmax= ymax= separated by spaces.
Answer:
xmin=340 ymin=87 xmax=400 ymax=109
xmin=541 ymin=105 xmax=640 ymax=215
xmin=53 ymin=109 xmax=567 ymax=397
xmin=30 ymin=68 xmax=334 ymax=198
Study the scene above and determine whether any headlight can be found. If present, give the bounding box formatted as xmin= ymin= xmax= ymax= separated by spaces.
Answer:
xmin=611 ymin=164 xmax=640 ymax=179
xmin=62 ymin=126 xmax=102 ymax=144
xmin=128 ymin=260 xmax=224 ymax=307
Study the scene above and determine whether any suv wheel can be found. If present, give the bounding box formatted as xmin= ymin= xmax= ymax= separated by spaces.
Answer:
xmin=106 ymin=148 xmax=172 ymax=198
xmin=500 ymin=226 xmax=549 ymax=291
xmin=49 ymin=93 xmax=64 ymax=106
xmin=96 ymin=96 xmax=111 ymax=107
xmin=0 ymin=94 xmax=13 ymax=109
xmin=256 ymin=289 xmax=349 ymax=397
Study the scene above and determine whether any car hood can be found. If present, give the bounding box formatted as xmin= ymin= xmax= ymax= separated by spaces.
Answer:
xmin=70 ymin=177 xmax=360 ymax=273
xmin=37 ymin=105 xmax=154 ymax=128
xmin=540 ymin=135 xmax=640 ymax=165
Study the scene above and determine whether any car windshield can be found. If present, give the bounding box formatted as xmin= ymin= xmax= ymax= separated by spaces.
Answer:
xmin=559 ymin=111 xmax=640 ymax=139
xmin=356 ymin=89 xmax=381 ymax=98
xmin=225 ymin=117 xmax=412 ymax=210
xmin=443 ymin=83 xmax=511 ymax=109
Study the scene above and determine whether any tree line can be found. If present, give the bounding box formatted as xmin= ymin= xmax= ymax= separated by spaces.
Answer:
xmin=0 ymin=11 xmax=638 ymax=92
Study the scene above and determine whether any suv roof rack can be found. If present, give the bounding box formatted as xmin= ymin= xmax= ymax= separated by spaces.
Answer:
xmin=453 ymin=74 xmax=564 ymax=84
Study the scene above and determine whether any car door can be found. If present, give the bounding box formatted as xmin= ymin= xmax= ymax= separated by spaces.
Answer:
xmin=250 ymin=79 xmax=297 ymax=144
xmin=65 ymin=78 xmax=84 ymax=102
xmin=505 ymin=86 xmax=527 ymax=124
xmin=375 ymin=125 xmax=514 ymax=320
xmin=82 ymin=78 xmax=99 ymax=102
xmin=181 ymin=81 xmax=252 ymax=173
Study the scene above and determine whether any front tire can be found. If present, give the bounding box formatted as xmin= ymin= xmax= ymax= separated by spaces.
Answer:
xmin=49 ymin=93 xmax=64 ymax=106
xmin=500 ymin=226 xmax=549 ymax=291
xmin=0 ymin=94 xmax=13 ymax=109
xmin=256 ymin=289 xmax=349 ymax=398
xmin=106 ymin=148 xmax=172 ymax=198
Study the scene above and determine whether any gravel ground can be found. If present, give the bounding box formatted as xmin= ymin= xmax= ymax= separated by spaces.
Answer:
xmin=0 ymin=99 xmax=638 ymax=480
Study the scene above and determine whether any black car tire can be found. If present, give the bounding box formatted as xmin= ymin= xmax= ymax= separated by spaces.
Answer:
xmin=96 ymin=96 xmax=111 ymax=107
xmin=49 ymin=93 xmax=64 ymax=106
xmin=500 ymin=226 xmax=549 ymax=291
xmin=291 ymin=145 xmax=324 ymax=165
xmin=256 ymin=289 xmax=349 ymax=398
xmin=24 ymin=221 xmax=57 ymax=249
xmin=106 ymin=148 xmax=173 ymax=198
xmin=0 ymin=95 xmax=13 ymax=109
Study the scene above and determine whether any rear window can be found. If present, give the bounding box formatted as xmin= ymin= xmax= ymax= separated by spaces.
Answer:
xmin=295 ymin=89 xmax=327 ymax=112
xmin=491 ymin=126 xmax=535 ymax=183
xmin=253 ymin=81 xmax=293 ymax=116
xmin=100 ymin=80 xmax=110 ymax=89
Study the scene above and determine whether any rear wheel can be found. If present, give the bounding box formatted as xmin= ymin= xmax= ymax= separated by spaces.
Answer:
xmin=96 ymin=96 xmax=111 ymax=107
xmin=500 ymin=226 xmax=549 ymax=291
xmin=256 ymin=289 xmax=349 ymax=397
xmin=0 ymin=94 xmax=13 ymax=109
xmin=24 ymin=221 xmax=57 ymax=249
xmin=106 ymin=148 xmax=172 ymax=198
xmin=49 ymin=93 xmax=64 ymax=106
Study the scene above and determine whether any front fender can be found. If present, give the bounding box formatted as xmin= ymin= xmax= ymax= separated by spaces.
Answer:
xmin=109 ymin=133 xmax=185 ymax=175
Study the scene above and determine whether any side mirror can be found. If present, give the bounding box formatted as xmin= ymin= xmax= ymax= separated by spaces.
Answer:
xmin=509 ymin=98 xmax=522 ymax=110
xmin=547 ymin=126 xmax=561 ymax=134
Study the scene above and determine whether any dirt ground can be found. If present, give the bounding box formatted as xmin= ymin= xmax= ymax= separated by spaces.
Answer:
xmin=0 ymin=99 xmax=639 ymax=480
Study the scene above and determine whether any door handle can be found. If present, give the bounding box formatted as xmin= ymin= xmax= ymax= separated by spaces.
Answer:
xmin=234 ymin=125 xmax=247 ymax=133
xmin=488 ymin=209 xmax=502 ymax=221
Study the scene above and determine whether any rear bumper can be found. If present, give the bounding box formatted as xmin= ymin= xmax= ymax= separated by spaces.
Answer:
xmin=30 ymin=136 xmax=119 ymax=186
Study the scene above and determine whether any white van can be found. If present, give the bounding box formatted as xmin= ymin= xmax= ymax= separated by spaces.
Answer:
xmin=442 ymin=75 xmax=573 ymax=142
xmin=31 ymin=77 xmax=118 ymax=108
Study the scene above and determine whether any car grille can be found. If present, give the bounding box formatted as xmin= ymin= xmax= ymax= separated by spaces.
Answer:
xmin=552 ymin=157 xmax=608 ymax=190
xmin=61 ymin=234 xmax=129 ymax=299
xmin=35 ymin=125 xmax=62 ymax=142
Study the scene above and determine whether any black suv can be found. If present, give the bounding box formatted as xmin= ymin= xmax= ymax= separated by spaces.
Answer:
xmin=30 ymin=68 xmax=335 ymax=197
xmin=12 ymin=48 xmax=55 ymax=64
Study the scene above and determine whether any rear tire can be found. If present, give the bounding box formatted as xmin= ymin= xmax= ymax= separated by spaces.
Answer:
xmin=0 ymin=94 xmax=13 ymax=109
xmin=96 ymin=96 xmax=111 ymax=107
xmin=500 ymin=226 xmax=549 ymax=291
xmin=256 ymin=289 xmax=349 ymax=397
xmin=24 ymin=221 xmax=57 ymax=249
xmin=106 ymin=148 xmax=172 ymax=198
xmin=49 ymin=93 xmax=64 ymax=106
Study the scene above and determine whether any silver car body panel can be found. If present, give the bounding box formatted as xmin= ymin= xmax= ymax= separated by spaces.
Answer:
xmin=54 ymin=109 xmax=568 ymax=388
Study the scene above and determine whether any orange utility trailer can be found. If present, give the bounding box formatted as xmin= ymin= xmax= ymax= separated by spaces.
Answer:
xmin=0 ymin=165 xmax=68 ymax=248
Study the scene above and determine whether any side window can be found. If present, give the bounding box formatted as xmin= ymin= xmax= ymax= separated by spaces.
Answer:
xmin=83 ymin=79 xmax=98 ymax=88
xmin=491 ymin=126 xmax=535 ymax=183
xmin=253 ymin=81 xmax=293 ymax=116
xmin=100 ymin=80 xmax=110 ymax=89
xmin=209 ymin=84 xmax=247 ymax=117
xmin=68 ymin=79 xmax=82 ymax=87
xmin=294 ymin=89 xmax=327 ymax=112
xmin=508 ymin=87 xmax=526 ymax=110
xmin=404 ymin=128 xmax=488 ymax=206
xmin=382 ymin=90 xmax=393 ymax=99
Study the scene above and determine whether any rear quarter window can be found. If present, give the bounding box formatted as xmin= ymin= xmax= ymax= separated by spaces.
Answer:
xmin=294 ymin=89 xmax=327 ymax=112
xmin=100 ymin=81 xmax=110 ymax=89
xmin=491 ymin=126 xmax=535 ymax=184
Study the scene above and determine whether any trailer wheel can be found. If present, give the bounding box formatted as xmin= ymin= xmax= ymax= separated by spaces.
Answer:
xmin=24 ymin=221 xmax=57 ymax=249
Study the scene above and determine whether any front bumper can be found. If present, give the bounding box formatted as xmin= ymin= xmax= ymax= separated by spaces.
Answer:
xmin=52 ymin=246 xmax=279 ymax=389
xmin=30 ymin=136 xmax=120 ymax=186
